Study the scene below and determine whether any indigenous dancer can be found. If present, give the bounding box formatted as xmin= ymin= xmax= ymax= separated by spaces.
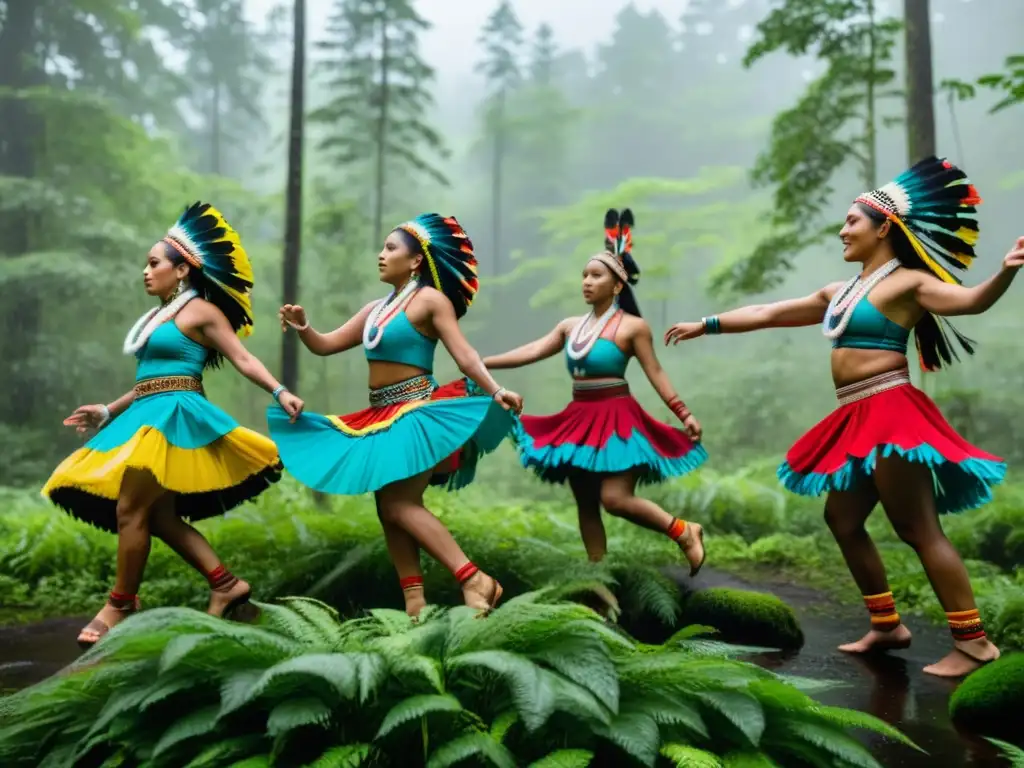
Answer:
xmin=483 ymin=209 xmax=708 ymax=577
xmin=44 ymin=202 xmax=304 ymax=648
xmin=665 ymin=157 xmax=1023 ymax=677
xmin=270 ymin=214 xmax=523 ymax=619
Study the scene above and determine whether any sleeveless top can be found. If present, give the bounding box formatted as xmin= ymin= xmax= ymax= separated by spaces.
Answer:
xmin=831 ymin=294 xmax=910 ymax=355
xmin=135 ymin=322 xmax=206 ymax=381
xmin=363 ymin=295 xmax=438 ymax=373
xmin=565 ymin=310 xmax=630 ymax=379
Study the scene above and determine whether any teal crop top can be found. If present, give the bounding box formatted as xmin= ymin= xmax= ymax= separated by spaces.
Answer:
xmin=565 ymin=311 xmax=630 ymax=378
xmin=135 ymin=322 xmax=206 ymax=381
xmin=364 ymin=309 xmax=437 ymax=372
xmin=831 ymin=297 xmax=910 ymax=354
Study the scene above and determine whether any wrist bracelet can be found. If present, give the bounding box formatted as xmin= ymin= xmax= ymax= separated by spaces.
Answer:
xmin=98 ymin=405 xmax=111 ymax=428
xmin=272 ymin=385 xmax=287 ymax=402
xmin=286 ymin=318 xmax=309 ymax=331
xmin=491 ymin=386 xmax=507 ymax=400
xmin=702 ymin=316 xmax=722 ymax=335
xmin=668 ymin=398 xmax=692 ymax=422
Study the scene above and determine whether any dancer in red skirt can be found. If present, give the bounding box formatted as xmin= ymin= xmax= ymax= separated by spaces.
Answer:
xmin=484 ymin=209 xmax=708 ymax=581
xmin=665 ymin=157 xmax=1024 ymax=677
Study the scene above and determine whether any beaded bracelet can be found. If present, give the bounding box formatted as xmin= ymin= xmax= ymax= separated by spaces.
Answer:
xmin=272 ymin=385 xmax=287 ymax=402
xmin=668 ymin=397 xmax=692 ymax=422
xmin=491 ymin=386 xmax=507 ymax=401
xmin=702 ymin=315 xmax=722 ymax=335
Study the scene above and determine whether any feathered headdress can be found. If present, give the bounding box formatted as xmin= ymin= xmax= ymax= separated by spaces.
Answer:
xmin=854 ymin=157 xmax=982 ymax=370
xmin=163 ymin=202 xmax=255 ymax=337
xmin=593 ymin=208 xmax=640 ymax=285
xmin=855 ymin=156 xmax=981 ymax=285
xmin=395 ymin=213 xmax=478 ymax=319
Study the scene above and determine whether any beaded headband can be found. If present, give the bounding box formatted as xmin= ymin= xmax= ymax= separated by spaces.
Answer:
xmin=588 ymin=252 xmax=630 ymax=282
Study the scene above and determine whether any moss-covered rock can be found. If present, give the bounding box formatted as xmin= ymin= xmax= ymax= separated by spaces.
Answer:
xmin=680 ymin=587 xmax=804 ymax=650
xmin=949 ymin=653 xmax=1024 ymax=744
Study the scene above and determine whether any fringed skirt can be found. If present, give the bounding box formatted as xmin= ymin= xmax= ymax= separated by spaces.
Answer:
xmin=513 ymin=379 xmax=708 ymax=485
xmin=777 ymin=368 xmax=1006 ymax=514
xmin=267 ymin=375 xmax=516 ymax=495
xmin=42 ymin=376 xmax=282 ymax=533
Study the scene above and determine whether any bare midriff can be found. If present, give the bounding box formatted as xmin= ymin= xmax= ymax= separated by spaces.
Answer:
xmin=368 ymin=360 xmax=433 ymax=390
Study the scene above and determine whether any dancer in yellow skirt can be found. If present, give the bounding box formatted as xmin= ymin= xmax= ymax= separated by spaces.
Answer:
xmin=43 ymin=202 xmax=304 ymax=648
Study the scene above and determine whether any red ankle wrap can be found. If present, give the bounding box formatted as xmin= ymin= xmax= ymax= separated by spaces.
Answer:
xmin=666 ymin=518 xmax=687 ymax=542
xmin=454 ymin=562 xmax=479 ymax=584
xmin=206 ymin=565 xmax=238 ymax=591
xmin=400 ymin=576 xmax=424 ymax=591
xmin=863 ymin=591 xmax=901 ymax=631
xmin=109 ymin=591 xmax=137 ymax=610
xmin=947 ymin=608 xmax=986 ymax=642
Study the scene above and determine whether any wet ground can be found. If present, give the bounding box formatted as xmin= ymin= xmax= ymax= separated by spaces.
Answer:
xmin=686 ymin=568 xmax=1008 ymax=768
xmin=0 ymin=571 xmax=1010 ymax=767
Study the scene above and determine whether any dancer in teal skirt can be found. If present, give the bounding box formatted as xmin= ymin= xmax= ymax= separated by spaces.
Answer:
xmin=270 ymin=214 xmax=523 ymax=618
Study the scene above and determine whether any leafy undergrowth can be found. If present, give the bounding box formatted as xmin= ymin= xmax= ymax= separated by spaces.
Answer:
xmin=0 ymin=590 xmax=921 ymax=768
xmin=1 ymin=465 xmax=1021 ymax=648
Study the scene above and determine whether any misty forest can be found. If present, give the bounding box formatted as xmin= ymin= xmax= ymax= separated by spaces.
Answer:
xmin=1 ymin=0 xmax=1024 ymax=766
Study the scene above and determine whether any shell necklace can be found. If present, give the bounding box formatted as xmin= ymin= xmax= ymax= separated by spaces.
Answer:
xmin=123 ymin=287 xmax=198 ymax=355
xmin=362 ymin=278 xmax=419 ymax=350
xmin=567 ymin=303 xmax=619 ymax=361
xmin=822 ymin=259 xmax=900 ymax=340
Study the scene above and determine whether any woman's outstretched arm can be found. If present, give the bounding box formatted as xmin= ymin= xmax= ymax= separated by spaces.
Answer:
xmin=279 ymin=301 xmax=377 ymax=356
xmin=632 ymin=322 xmax=701 ymax=442
xmin=913 ymin=236 xmax=1024 ymax=316
xmin=664 ymin=282 xmax=843 ymax=345
xmin=482 ymin=319 xmax=572 ymax=370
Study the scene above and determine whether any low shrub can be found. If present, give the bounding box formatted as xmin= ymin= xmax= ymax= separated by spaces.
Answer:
xmin=0 ymin=592 xmax=918 ymax=767
xmin=948 ymin=653 xmax=1024 ymax=745
xmin=680 ymin=588 xmax=804 ymax=651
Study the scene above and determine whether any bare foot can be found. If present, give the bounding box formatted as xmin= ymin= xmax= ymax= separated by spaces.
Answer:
xmin=404 ymin=593 xmax=427 ymax=620
xmin=207 ymin=578 xmax=251 ymax=618
xmin=923 ymin=639 xmax=1000 ymax=678
xmin=462 ymin=572 xmax=503 ymax=615
xmin=678 ymin=523 xmax=706 ymax=577
xmin=838 ymin=624 xmax=912 ymax=654
xmin=77 ymin=598 xmax=139 ymax=648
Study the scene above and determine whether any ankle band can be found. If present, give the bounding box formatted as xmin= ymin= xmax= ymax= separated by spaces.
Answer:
xmin=109 ymin=591 xmax=137 ymax=610
xmin=454 ymin=562 xmax=479 ymax=584
xmin=947 ymin=608 xmax=986 ymax=641
xmin=863 ymin=591 xmax=900 ymax=631
xmin=400 ymin=575 xmax=424 ymax=592
xmin=666 ymin=518 xmax=687 ymax=542
xmin=206 ymin=564 xmax=238 ymax=591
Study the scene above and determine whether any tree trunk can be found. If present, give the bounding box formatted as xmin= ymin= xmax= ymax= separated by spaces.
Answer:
xmin=281 ymin=0 xmax=306 ymax=394
xmin=211 ymin=77 xmax=222 ymax=175
xmin=0 ymin=0 xmax=41 ymax=427
xmin=373 ymin=16 xmax=389 ymax=249
xmin=864 ymin=0 xmax=878 ymax=189
xmin=903 ymin=0 xmax=936 ymax=163
xmin=491 ymin=90 xmax=506 ymax=275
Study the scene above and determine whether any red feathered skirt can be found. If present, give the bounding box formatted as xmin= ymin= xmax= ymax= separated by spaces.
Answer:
xmin=512 ymin=379 xmax=708 ymax=484
xmin=777 ymin=368 xmax=1006 ymax=514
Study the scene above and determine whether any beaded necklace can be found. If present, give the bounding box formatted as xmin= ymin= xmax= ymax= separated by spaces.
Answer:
xmin=822 ymin=259 xmax=900 ymax=340
xmin=567 ymin=303 xmax=619 ymax=361
xmin=123 ymin=288 xmax=198 ymax=355
xmin=362 ymin=278 xmax=419 ymax=350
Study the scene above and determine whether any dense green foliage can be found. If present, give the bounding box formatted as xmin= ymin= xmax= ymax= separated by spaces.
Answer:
xmin=680 ymin=588 xmax=804 ymax=651
xmin=2 ymin=464 xmax=1020 ymax=651
xmin=0 ymin=594 xmax=919 ymax=767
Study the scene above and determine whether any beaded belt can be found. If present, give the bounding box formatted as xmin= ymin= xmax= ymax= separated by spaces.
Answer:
xmin=572 ymin=378 xmax=630 ymax=402
xmin=369 ymin=374 xmax=436 ymax=407
xmin=133 ymin=375 xmax=205 ymax=400
xmin=836 ymin=368 xmax=910 ymax=406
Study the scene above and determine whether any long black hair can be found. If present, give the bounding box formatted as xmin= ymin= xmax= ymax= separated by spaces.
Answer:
xmin=857 ymin=202 xmax=975 ymax=370
xmin=163 ymin=242 xmax=226 ymax=369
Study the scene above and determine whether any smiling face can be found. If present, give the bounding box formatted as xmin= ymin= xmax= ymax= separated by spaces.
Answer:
xmin=143 ymin=242 xmax=189 ymax=299
xmin=839 ymin=203 xmax=890 ymax=263
xmin=378 ymin=229 xmax=423 ymax=285
xmin=581 ymin=257 xmax=621 ymax=306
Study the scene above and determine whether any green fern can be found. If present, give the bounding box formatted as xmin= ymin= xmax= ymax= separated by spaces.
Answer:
xmin=660 ymin=743 xmax=723 ymax=767
xmin=986 ymin=738 xmax=1024 ymax=767
xmin=529 ymin=749 xmax=594 ymax=767
xmin=376 ymin=695 xmax=464 ymax=739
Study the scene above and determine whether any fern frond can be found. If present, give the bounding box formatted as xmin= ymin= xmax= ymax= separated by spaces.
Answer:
xmin=375 ymin=694 xmax=464 ymax=739
xmin=660 ymin=743 xmax=723 ymax=768
xmin=266 ymin=697 xmax=332 ymax=737
xmin=528 ymin=749 xmax=594 ymax=768
xmin=307 ymin=744 xmax=373 ymax=768
xmin=425 ymin=731 xmax=518 ymax=768
xmin=150 ymin=705 xmax=221 ymax=760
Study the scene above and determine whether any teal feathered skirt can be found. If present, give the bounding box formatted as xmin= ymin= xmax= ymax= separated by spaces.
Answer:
xmin=267 ymin=375 xmax=515 ymax=494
